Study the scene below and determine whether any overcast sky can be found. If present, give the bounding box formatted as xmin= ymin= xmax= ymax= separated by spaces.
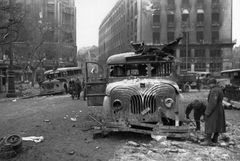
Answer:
xmin=76 ymin=0 xmax=240 ymax=49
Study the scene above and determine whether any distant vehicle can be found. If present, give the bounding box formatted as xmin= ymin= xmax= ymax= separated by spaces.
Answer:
xmin=174 ymin=73 xmax=197 ymax=92
xmin=187 ymin=71 xmax=211 ymax=79
xmin=40 ymin=67 xmax=82 ymax=95
xmin=187 ymin=71 xmax=211 ymax=86
xmin=85 ymin=36 xmax=193 ymax=136
xmin=220 ymin=69 xmax=240 ymax=101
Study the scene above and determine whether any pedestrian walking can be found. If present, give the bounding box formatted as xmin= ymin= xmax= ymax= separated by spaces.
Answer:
xmin=201 ymin=78 xmax=226 ymax=146
xmin=185 ymin=99 xmax=206 ymax=131
xmin=74 ymin=78 xmax=82 ymax=100
xmin=69 ymin=78 xmax=74 ymax=95
xmin=196 ymin=76 xmax=202 ymax=92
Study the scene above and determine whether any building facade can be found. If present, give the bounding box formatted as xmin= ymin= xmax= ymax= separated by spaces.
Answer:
xmin=29 ymin=0 xmax=77 ymax=69
xmin=99 ymin=0 xmax=234 ymax=75
xmin=0 ymin=0 xmax=77 ymax=85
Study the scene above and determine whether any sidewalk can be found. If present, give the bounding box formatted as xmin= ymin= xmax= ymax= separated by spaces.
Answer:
xmin=0 ymin=92 xmax=6 ymax=99
xmin=0 ymin=92 xmax=19 ymax=103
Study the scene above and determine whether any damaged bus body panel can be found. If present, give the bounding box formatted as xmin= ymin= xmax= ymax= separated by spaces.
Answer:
xmin=86 ymin=37 xmax=192 ymax=136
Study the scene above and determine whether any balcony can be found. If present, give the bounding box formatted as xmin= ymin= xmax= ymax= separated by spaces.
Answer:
xmin=211 ymin=21 xmax=220 ymax=27
xmin=167 ymin=22 xmax=175 ymax=28
xmin=196 ymin=21 xmax=205 ymax=27
xmin=152 ymin=22 xmax=161 ymax=28
xmin=181 ymin=21 xmax=189 ymax=28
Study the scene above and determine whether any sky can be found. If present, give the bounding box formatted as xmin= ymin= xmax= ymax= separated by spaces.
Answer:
xmin=76 ymin=0 xmax=240 ymax=49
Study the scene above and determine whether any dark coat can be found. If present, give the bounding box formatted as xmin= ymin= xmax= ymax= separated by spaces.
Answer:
xmin=185 ymin=101 xmax=206 ymax=121
xmin=74 ymin=80 xmax=82 ymax=94
xmin=205 ymin=85 xmax=226 ymax=133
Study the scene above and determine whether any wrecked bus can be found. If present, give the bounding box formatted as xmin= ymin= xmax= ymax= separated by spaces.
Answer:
xmin=85 ymin=37 xmax=191 ymax=136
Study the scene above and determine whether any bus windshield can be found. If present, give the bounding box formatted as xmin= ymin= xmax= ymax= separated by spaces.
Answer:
xmin=109 ymin=62 xmax=172 ymax=78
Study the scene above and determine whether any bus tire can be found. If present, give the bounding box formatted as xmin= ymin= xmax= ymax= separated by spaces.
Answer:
xmin=182 ymin=84 xmax=190 ymax=92
xmin=4 ymin=134 xmax=23 ymax=153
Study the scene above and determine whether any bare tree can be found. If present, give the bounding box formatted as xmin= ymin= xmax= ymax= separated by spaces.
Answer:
xmin=13 ymin=9 xmax=48 ymax=86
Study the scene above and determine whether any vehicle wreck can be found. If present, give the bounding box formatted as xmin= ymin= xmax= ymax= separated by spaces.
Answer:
xmin=85 ymin=36 xmax=194 ymax=137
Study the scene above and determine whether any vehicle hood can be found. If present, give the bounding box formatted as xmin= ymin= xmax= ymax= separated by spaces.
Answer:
xmin=106 ymin=78 xmax=180 ymax=95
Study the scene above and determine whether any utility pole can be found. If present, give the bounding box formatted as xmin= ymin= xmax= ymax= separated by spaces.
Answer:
xmin=185 ymin=19 xmax=189 ymax=72
xmin=6 ymin=0 xmax=16 ymax=98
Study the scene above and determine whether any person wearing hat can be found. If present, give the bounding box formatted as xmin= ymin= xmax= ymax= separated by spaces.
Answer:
xmin=185 ymin=99 xmax=206 ymax=131
xmin=201 ymin=78 xmax=226 ymax=146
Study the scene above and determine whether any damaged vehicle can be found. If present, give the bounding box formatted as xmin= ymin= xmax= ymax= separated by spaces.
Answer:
xmin=85 ymin=37 xmax=192 ymax=137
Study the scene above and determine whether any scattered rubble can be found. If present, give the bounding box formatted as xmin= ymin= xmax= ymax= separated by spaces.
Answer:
xmin=22 ymin=136 xmax=44 ymax=143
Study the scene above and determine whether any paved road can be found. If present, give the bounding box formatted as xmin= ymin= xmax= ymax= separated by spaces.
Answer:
xmin=0 ymin=94 xmax=131 ymax=161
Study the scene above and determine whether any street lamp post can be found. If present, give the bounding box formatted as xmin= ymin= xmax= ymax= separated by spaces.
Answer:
xmin=185 ymin=19 xmax=189 ymax=72
xmin=6 ymin=0 xmax=16 ymax=98
xmin=186 ymin=29 xmax=188 ymax=71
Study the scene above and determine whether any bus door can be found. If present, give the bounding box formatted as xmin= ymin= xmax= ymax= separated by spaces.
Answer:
xmin=85 ymin=62 xmax=106 ymax=106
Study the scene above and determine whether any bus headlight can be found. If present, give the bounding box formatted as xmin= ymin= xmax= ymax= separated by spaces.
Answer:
xmin=165 ymin=98 xmax=174 ymax=108
xmin=112 ymin=99 xmax=122 ymax=110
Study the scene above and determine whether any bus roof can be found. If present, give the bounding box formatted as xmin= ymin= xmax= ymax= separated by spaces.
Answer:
xmin=107 ymin=52 xmax=135 ymax=64
xmin=220 ymin=69 xmax=240 ymax=74
xmin=44 ymin=67 xmax=81 ymax=75
xmin=187 ymin=71 xmax=211 ymax=74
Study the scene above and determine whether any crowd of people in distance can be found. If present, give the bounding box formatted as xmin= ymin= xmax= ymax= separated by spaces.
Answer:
xmin=69 ymin=78 xmax=86 ymax=100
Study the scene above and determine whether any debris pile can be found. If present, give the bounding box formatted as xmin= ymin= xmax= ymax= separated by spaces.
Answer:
xmin=0 ymin=134 xmax=44 ymax=159
xmin=109 ymin=122 xmax=240 ymax=161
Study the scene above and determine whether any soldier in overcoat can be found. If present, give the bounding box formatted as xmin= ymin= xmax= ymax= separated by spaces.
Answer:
xmin=201 ymin=78 xmax=226 ymax=146
xmin=74 ymin=78 xmax=82 ymax=100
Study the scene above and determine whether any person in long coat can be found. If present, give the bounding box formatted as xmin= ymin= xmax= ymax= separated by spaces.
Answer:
xmin=201 ymin=78 xmax=226 ymax=146
xmin=74 ymin=78 xmax=82 ymax=99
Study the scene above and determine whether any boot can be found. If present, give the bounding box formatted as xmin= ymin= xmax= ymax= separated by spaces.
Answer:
xmin=212 ymin=133 xmax=220 ymax=146
xmin=200 ymin=133 xmax=213 ymax=146
xmin=195 ymin=121 xmax=200 ymax=131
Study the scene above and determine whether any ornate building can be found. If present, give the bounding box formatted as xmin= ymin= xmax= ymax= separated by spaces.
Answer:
xmin=99 ymin=0 xmax=235 ymax=75
xmin=0 ymin=0 xmax=77 ymax=85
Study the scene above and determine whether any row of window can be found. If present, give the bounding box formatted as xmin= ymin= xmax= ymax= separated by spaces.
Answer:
xmin=153 ymin=31 xmax=219 ymax=44
xmin=180 ymin=62 xmax=221 ymax=71
xmin=179 ymin=49 xmax=221 ymax=58
xmin=153 ymin=11 xmax=219 ymax=23
xmin=165 ymin=0 xmax=218 ymax=6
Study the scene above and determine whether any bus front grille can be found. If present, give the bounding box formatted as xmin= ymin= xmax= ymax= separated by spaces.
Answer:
xmin=130 ymin=95 xmax=156 ymax=114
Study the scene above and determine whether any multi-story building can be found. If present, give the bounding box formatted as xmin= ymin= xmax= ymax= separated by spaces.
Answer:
xmin=26 ymin=0 xmax=77 ymax=69
xmin=99 ymin=0 xmax=235 ymax=75
xmin=0 ymin=0 xmax=77 ymax=86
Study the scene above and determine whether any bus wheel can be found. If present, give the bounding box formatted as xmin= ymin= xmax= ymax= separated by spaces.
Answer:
xmin=4 ymin=134 xmax=23 ymax=153
xmin=182 ymin=84 xmax=190 ymax=92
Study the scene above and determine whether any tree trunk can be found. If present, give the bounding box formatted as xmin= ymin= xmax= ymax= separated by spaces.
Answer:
xmin=31 ymin=70 xmax=35 ymax=87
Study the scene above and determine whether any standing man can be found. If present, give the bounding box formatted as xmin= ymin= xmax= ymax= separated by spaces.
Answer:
xmin=74 ymin=78 xmax=82 ymax=100
xmin=196 ymin=76 xmax=202 ymax=92
xmin=185 ymin=99 xmax=206 ymax=131
xmin=201 ymin=78 xmax=226 ymax=146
